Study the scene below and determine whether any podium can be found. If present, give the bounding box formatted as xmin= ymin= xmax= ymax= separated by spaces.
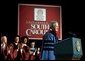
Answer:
xmin=54 ymin=37 xmax=83 ymax=60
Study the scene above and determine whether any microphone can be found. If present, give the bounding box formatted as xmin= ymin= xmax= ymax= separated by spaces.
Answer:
xmin=68 ymin=32 xmax=77 ymax=37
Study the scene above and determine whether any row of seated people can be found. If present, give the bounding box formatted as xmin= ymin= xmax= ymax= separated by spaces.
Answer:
xmin=1 ymin=35 xmax=41 ymax=60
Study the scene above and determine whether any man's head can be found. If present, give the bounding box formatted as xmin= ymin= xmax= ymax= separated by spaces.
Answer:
xmin=1 ymin=36 xmax=7 ymax=44
xmin=15 ymin=35 xmax=20 ymax=43
xmin=50 ymin=21 xmax=59 ymax=31
xmin=31 ymin=42 xmax=35 ymax=48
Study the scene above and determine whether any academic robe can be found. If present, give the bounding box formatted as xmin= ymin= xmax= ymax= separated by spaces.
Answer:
xmin=13 ymin=49 xmax=18 ymax=60
xmin=16 ymin=49 xmax=25 ymax=60
xmin=23 ymin=46 xmax=30 ymax=60
xmin=35 ymin=51 xmax=41 ymax=60
xmin=29 ymin=48 xmax=36 ymax=60
xmin=41 ymin=31 xmax=58 ymax=60
xmin=13 ymin=42 xmax=19 ymax=50
xmin=1 ymin=43 xmax=8 ymax=60
xmin=29 ymin=53 xmax=35 ymax=60
xmin=6 ymin=49 xmax=14 ymax=60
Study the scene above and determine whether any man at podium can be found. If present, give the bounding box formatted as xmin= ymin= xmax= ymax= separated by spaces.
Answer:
xmin=41 ymin=21 xmax=59 ymax=60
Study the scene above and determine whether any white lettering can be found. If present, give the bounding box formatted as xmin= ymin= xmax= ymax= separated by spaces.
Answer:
xmin=31 ymin=24 xmax=35 ymax=29
xmin=26 ymin=29 xmax=48 ymax=35
xmin=26 ymin=29 xmax=31 ymax=36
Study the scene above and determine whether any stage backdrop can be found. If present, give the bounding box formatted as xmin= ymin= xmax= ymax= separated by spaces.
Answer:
xmin=18 ymin=4 xmax=62 ymax=40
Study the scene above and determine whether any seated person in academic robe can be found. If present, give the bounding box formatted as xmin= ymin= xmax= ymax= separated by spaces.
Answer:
xmin=1 ymin=36 xmax=8 ymax=60
xmin=13 ymin=35 xmax=20 ymax=50
xmin=41 ymin=21 xmax=59 ymax=60
xmin=29 ymin=42 xmax=36 ymax=60
xmin=13 ymin=35 xmax=20 ymax=60
xmin=21 ymin=36 xmax=30 ymax=60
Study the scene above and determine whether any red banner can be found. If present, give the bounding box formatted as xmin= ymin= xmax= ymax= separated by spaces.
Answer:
xmin=18 ymin=4 xmax=62 ymax=40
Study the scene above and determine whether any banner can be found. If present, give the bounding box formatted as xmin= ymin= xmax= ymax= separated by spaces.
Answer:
xmin=18 ymin=4 xmax=62 ymax=40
